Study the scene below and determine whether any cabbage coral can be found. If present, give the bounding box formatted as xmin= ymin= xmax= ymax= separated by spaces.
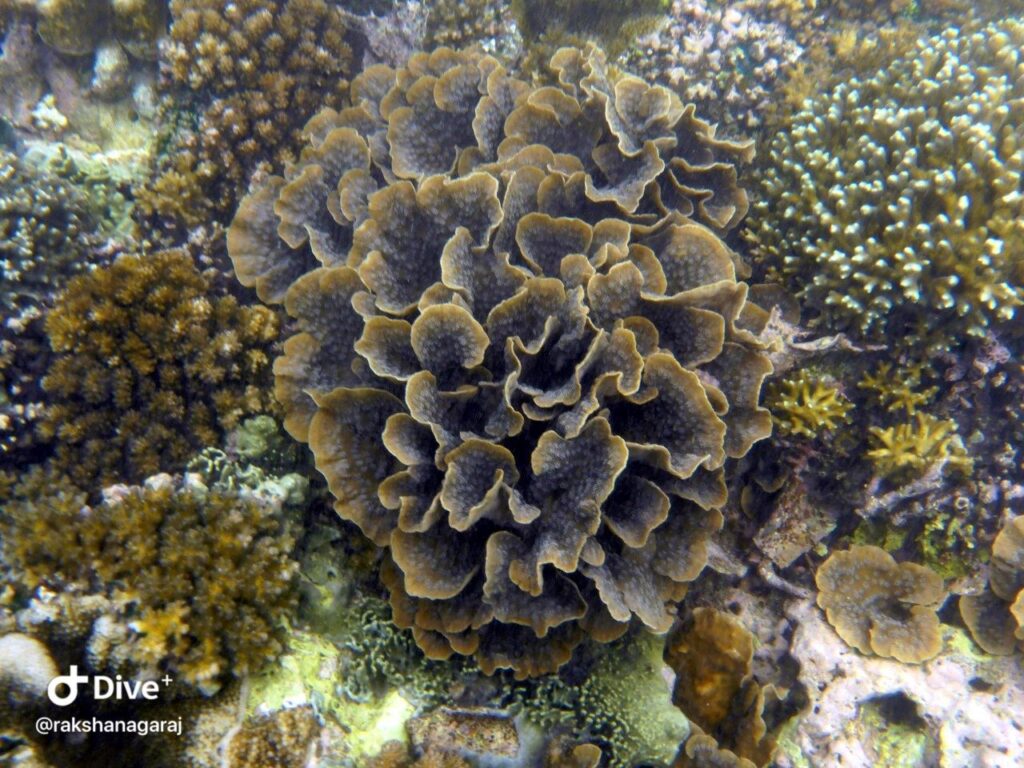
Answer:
xmin=746 ymin=20 xmax=1024 ymax=352
xmin=228 ymin=45 xmax=770 ymax=678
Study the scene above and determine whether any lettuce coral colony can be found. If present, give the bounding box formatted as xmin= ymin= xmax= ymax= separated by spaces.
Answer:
xmin=37 ymin=250 xmax=278 ymax=488
xmin=228 ymin=44 xmax=771 ymax=678
xmin=746 ymin=19 xmax=1024 ymax=351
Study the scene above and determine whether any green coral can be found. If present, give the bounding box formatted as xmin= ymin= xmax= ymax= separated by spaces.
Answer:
xmin=866 ymin=412 xmax=972 ymax=482
xmin=0 ymin=473 xmax=299 ymax=692
xmin=746 ymin=20 xmax=1024 ymax=352
xmin=767 ymin=370 xmax=853 ymax=438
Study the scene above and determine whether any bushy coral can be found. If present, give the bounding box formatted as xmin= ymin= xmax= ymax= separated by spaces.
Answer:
xmin=38 ymin=250 xmax=278 ymax=488
xmin=228 ymin=44 xmax=769 ymax=678
xmin=144 ymin=0 xmax=353 ymax=228
xmin=0 ymin=473 xmax=299 ymax=691
xmin=624 ymin=0 xmax=804 ymax=138
xmin=0 ymin=148 xmax=101 ymax=462
xmin=816 ymin=545 xmax=946 ymax=663
xmin=745 ymin=20 xmax=1024 ymax=351
xmin=766 ymin=370 xmax=852 ymax=438
xmin=224 ymin=705 xmax=320 ymax=768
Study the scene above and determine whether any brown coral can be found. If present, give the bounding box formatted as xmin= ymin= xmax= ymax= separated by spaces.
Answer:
xmin=38 ymin=250 xmax=278 ymax=489
xmin=227 ymin=45 xmax=768 ymax=679
xmin=1 ymin=476 xmax=299 ymax=690
xmin=225 ymin=705 xmax=320 ymax=768
xmin=960 ymin=515 xmax=1024 ymax=655
xmin=143 ymin=0 xmax=353 ymax=229
xmin=816 ymin=545 xmax=946 ymax=663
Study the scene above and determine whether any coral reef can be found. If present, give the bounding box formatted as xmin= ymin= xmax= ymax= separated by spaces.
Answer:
xmin=145 ymin=0 xmax=353 ymax=229
xmin=745 ymin=20 xmax=1024 ymax=352
xmin=624 ymin=0 xmax=804 ymax=138
xmin=227 ymin=44 xmax=767 ymax=677
xmin=38 ymin=250 xmax=278 ymax=488
xmin=815 ymin=545 xmax=946 ymax=663
xmin=423 ymin=0 xmax=515 ymax=55
xmin=766 ymin=369 xmax=852 ymax=438
xmin=1 ymin=472 xmax=299 ymax=692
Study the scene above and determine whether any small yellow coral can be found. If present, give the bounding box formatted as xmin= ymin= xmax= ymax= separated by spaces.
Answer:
xmin=858 ymin=362 xmax=937 ymax=417
xmin=866 ymin=412 xmax=973 ymax=481
xmin=767 ymin=371 xmax=853 ymax=438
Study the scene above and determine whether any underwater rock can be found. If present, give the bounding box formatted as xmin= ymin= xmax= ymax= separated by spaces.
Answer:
xmin=0 ymin=632 xmax=58 ymax=705
xmin=780 ymin=598 xmax=1024 ymax=767
xmin=228 ymin=43 xmax=768 ymax=679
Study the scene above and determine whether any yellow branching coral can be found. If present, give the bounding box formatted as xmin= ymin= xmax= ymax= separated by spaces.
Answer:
xmin=857 ymin=362 xmax=937 ymax=418
xmin=816 ymin=545 xmax=946 ymax=663
xmin=0 ymin=476 xmax=298 ymax=691
xmin=228 ymin=46 xmax=768 ymax=678
xmin=866 ymin=413 xmax=972 ymax=482
xmin=766 ymin=370 xmax=852 ymax=438
xmin=38 ymin=250 xmax=278 ymax=488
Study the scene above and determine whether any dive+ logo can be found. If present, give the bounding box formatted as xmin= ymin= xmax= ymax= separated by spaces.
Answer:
xmin=46 ymin=666 xmax=173 ymax=707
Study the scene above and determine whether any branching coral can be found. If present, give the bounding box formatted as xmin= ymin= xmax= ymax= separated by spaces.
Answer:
xmin=624 ymin=0 xmax=804 ymax=138
xmin=746 ymin=20 xmax=1024 ymax=351
xmin=1 ymin=474 xmax=299 ymax=691
xmin=816 ymin=545 xmax=946 ymax=663
xmin=227 ymin=45 xmax=767 ymax=678
xmin=145 ymin=0 xmax=353 ymax=227
xmin=0 ymin=148 xmax=103 ymax=462
xmin=858 ymin=362 xmax=938 ymax=418
xmin=38 ymin=250 xmax=278 ymax=488
xmin=766 ymin=370 xmax=852 ymax=438
xmin=866 ymin=412 xmax=972 ymax=483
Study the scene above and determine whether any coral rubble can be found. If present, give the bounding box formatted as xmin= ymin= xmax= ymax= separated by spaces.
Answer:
xmin=38 ymin=250 xmax=278 ymax=488
xmin=228 ymin=44 xmax=769 ymax=678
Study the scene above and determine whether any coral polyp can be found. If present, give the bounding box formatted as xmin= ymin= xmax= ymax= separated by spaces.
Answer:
xmin=229 ymin=45 xmax=770 ymax=678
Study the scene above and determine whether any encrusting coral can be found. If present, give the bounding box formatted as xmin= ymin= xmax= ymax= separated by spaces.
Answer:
xmin=0 ymin=472 xmax=299 ymax=692
xmin=227 ymin=44 xmax=768 ymax=678
xmin=766 ymin=369 xmax=852 ymax=438
xmin=37 ymin=250 xmax=278 ymax=489
xmin=144 ymin=0 xmax=353 ymax=228
xmin=960 ymin=515 xmax=1024 ymax=655
xmin=816 ymin=545 xmax=946 ymax=663
xmin=745 ymin=19 xmax=1024 ymax=352
xmin=511 ymin=0 xmax=668 ymax=57
xmin=35 ymin=0 xmax=166 ymax=60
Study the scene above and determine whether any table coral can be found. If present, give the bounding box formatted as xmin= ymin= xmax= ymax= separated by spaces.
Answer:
xmin=0 ymin=473 xmax=299 ymax=692
xmin=815 ymin=545 xmax=946 ymax=664
xmin=37 ymin=250 xmax=278 ymax=488
xmin=227 ymin=44 xmax=769 ymax=679
xmin=746 ymin=20 xmax=1024 ymax=352
xmin=146 ymin=0 xmax=353 ymax=228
